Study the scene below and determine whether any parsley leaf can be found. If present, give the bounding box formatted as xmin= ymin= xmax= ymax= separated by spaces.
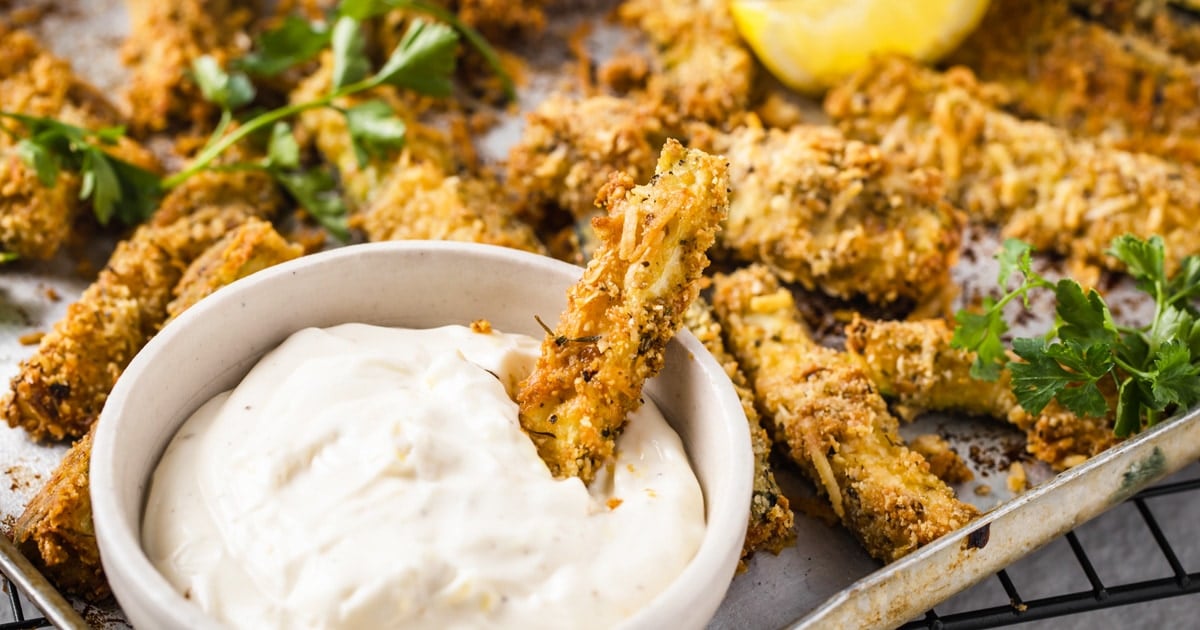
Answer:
xmin=955 ymin=234 xmax=1200 ymax=438
xmin=265 ymin=122 xmax=301 ymax=170
xmin=0 ymin=113 xmax=161 ymax=226
xmin=191 ymin=56 xmax=256 ymax=110
xmin=374 ymin=19 xmax=458 ymax=95
xmin=273 ymin=169 xmax=350 ymax=241
xmin=343 ymin=100 xmax=407 ymax=166
xmin=238 ymin=15 xmax=331 ymax=76
xmin=0 ymin=251 xmax=16 ymax=264
xmin=331 ymin=16 xmax=371 ymax=90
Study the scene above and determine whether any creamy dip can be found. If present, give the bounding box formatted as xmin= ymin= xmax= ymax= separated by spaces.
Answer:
xmin=141 ymin=323 xmax=705 ymax=629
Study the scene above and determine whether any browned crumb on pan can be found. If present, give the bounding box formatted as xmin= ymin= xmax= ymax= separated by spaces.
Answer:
xmin=516 ymin=140 xmax=729 ymax=484
xmin=910 ymin=434 xmax=974 ymax=484
xmin=11 ymin=425 xmax=106 ymax=600
xmin=1007 ymin=461 xmax=1028 ymax=494
xmin=684 ymin=299 xmax=794 ymax=569
xmin=712 ymin=265 xmax=977 ymax=562
xmin=121 ymin=0 xmax=256 ymax=135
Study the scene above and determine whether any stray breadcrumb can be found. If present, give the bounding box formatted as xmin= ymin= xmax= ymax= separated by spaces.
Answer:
xmin=911 ymin=434 xmax=974 ymax=484
xmin=1007 ymin=462 xmax=1028 ymax=494
xmin=470 ymin=319 xmax=493 ymax=334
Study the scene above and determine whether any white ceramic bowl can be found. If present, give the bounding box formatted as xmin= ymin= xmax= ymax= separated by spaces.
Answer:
xmin=90 ymin=241 xmax=752 ymax=629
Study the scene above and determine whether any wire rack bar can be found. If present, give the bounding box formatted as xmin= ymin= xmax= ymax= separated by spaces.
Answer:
xmin=0 ymin=575 xmax=47 ymax=630
xmin=899 ymin=476 xmax=1200 ymax=629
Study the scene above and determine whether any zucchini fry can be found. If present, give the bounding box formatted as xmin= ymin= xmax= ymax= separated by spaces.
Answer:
xmin=712 ymin=266 xmax=977 ymax=562
xmin=950 ymin=0 xmax=1200 ymax=164
xmin=517 ymin=140 xmax=729 ymax=483
xmin=11 ymin=426 xmax=103 ymax=600
xmin=826 ymin=56 xmax=1200 ymax=276
xmin=2 ymin=169 xmax=282 ymax=442
xmin=702 ymin=122 xmax=962 ymax=304
xmin=684 ymin=299 xmax=794 ymax=569
xmin=121 ymin=0 xmax=256 ymax=134
xmin=1069 ymin=0 xmax=1200 ymax=62
xmin=0 ymin=28 xmax=158 ymax=260
xmin=618 ymin=0 xmax=756 ymax=124
xmin=844 ymin=316 xmax=1119 ymax=470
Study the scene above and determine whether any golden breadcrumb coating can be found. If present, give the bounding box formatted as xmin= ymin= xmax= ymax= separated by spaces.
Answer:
xmin=844 ymin=316 xmax=1119 ymax=470
xmin=517 ymin=140 xmax=729 ymax=483
xmin=712 ymin=265 xmax=977 ymax=562
xmin=699 ymin=121 xmax=963 ymax=304
xmin=2 ymin=170 xmax=282 ymax=443
xmin=11 ymin=426 xmax=104 ymax=600
xmin=166 ymin=218 xmax=303 ymax=319
xmin=506 ymin=94 xmax=674 ymax=224
xmin=684 ymin=299 xmax=794 ymax=569
xmin=910 ymin=434 xmax=974 ymax=485
xmin=1069 ymin=0 xmax=1200 ymax=62
xmin=121 ymin=0 xmax=256 ymax=134
xmin=950 ymin=0 xmax=1200 ymax=164
xmin=352 ymin=158 xmax=545 ymax=253
xmin=618 ymin=0 xmax=756 ymax=124
xmin=826 ymin=57 xmax=1200 ymax=277
xmin=0 ymin=27 xmax=158 ymax=260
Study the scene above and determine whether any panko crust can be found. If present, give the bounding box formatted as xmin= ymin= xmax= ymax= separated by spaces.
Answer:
xmin=517 ymin=140 xmax=729 ymax=483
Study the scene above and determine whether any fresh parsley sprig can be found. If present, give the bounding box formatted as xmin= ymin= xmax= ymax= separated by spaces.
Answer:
xmin=173 ymin=16 xmax=456 ymax=239
xmin=952 ymin=235 xmax=1200 ymax=437
xmin=0 ymin=113 xmax=162 ymax=227
xmin=241 ymin=0 xmax=515 ymax=100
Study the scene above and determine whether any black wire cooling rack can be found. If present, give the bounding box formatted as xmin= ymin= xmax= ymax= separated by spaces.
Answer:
xmin=3 ymin=477 xmax=1200 ymax=629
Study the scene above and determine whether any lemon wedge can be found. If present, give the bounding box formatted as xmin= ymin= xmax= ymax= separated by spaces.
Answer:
xmin=730 ymin=0 xmax=991 ymax=93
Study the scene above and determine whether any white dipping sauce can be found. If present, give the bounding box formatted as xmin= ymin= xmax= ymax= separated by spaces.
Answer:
xmin=142 ymin=324 xmax=705 ymax=629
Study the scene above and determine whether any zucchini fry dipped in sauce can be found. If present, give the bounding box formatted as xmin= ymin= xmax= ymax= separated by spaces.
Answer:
xmin=684 ymin=299 xmax=794 ymax=568
xmin=0 ymin=28 xmax=158 ymax=261
xmin=712 ymin=266 xmax=977 ymax=562
xmin=517 ymin=140 xmax=730 ymax=483
xmin=826 ymin=57 xmax=1200 ymax=278
xmin=844 ymin=317 xmax=1118 ymax=470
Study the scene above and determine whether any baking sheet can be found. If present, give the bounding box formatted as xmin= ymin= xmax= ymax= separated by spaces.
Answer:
xmin=1 ymin=2 xmax=1196 ymax=629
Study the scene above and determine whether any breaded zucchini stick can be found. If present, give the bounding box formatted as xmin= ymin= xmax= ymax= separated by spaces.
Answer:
xmin=2 ymin=170 xmax=282 ymax=442
xmin=12 ymin=218 xmax=299 ymax=601
xmin=702 ymin=122 xmax=963 ymax=304
xmin=712 ymin=265 xmax=977 ymax=562
xmin=0 ymin=28 xmax=158 ymax=260
xmin=826 ymin=57 xmax=1200 ymax=276
xmin=618 ymin=0 xmax=756 ymax=124
xmin=517 ymin=140 xmax=729 ymax=483
xmin=684 ymin=299 xmax=794 ymax=568
xmin=505 ymin=95 xmax=674 ymax=224
xmin=950 ymin=0 xmax=1200 ymax=163
xmin=121 ymin=0 xmax=256 ymax=134
xmin=351 ymin=158 xmax=545 ymax=253
xmin=166 ymin=218 xmax=303 ymax=319
xmin=291 ymin=52 xmax=541 ymax=251
xmin=844 ymin=316 xmax=1118 ymax=470
xmin=10 ymin=426 xmax=103 ymax=600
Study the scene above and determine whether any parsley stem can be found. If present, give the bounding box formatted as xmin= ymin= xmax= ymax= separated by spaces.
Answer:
xmin=1113 ymin=355 xmax=1155 ymax=380
xmin=160 ymin=78 xmax=375 ymax=190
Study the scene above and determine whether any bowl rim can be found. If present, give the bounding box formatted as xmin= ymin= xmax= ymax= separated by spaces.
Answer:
xmin=90 ymin=240 xmax=753 ymax=629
